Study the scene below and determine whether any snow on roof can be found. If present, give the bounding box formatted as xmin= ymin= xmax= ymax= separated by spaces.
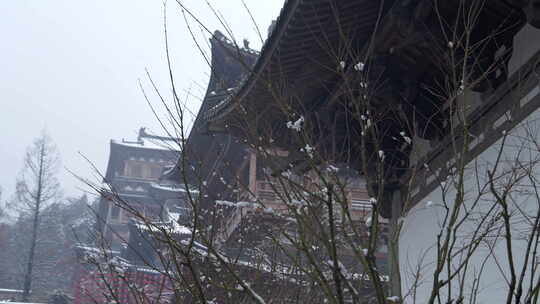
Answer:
xmin=133 ymin=218 xmax=192 ymax=236
xmin=162 ymin=165 xmax=175 ymax=176
xmin=112 ymin=128 xmax=181 ymax=152
xmin=167 ymin=211 xmax=192 ymax=234
xmin=113 ymin=138 xmax=179 ymax=152
xmin=74 ymin=244 xmax=120 ymax=256
xmin=0 ymin=289 xmax=23 ymax=294
xmin=215 ymin=200 xmax=254 ymax=208
xmin=169 ymin=221 xmax=192 ymax=235
xmin=151 ymin=183 xmax=199 ymax=194
xmin=135 ymin=267 xmax=161 ymax=274
xmin=176 ymin=238 xmax=381 ymax=285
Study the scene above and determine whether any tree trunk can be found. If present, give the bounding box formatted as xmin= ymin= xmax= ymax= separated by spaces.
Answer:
xmin=22 ymin=143 xmax=44 ymax=302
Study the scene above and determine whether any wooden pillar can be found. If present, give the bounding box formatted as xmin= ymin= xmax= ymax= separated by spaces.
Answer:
xmin=248 ymin=151 xmax=257 ymax=199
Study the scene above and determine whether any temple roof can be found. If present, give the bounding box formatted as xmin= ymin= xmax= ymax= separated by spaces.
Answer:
xmin=165 ymin=30 xmax=257 ymax=190
xmin=203 ymin=0 xmax=387 ymax=129
xmin=104 ymin=127 xmax=180 ymax=182
xmin=195 ymin=0 xmax=528 ymax=217
xmin=202 ymin=0 xmax=525 ymax=147
xmin=112 ymin=127 xmax=180 ymax=151
xmin=190 ymin=30 xmax=258 ymax=133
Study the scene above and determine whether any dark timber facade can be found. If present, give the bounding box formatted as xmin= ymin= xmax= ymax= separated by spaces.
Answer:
xmin=200 ymin=0 xmax=540 ymax=217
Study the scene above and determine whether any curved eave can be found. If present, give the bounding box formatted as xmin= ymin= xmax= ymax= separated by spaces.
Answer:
xmin=203 ymin=0 xmax=301 ymax=124
xmin=204 ymin=0 xmax=526 ymax=155
xmin=167 ymin=30 xmax=257 ymax=182
xmin=205 ymin=0 xmax=386 ymax=127
xmin=190 ymin=30 xmax=259 ymax=133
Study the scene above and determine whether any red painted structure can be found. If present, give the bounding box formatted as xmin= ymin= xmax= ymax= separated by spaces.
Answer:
xmin=73 ymin=260 xmax=173 ymax=304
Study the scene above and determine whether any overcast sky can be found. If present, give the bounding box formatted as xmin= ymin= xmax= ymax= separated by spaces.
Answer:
xmin=0 ymin=0 xmax=284 ymax=201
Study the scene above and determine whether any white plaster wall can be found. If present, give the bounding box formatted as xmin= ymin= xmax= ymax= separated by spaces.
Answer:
xmin=401 ymin=110 xmax=540 ymax=303
xmin=400 ymin=117 xmax=540 ymax=303
xmin=401 ymin=104 xmax=540 ymax=303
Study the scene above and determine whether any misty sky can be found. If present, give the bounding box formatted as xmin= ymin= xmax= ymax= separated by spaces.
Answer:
xmin=0 ymin=0 xmax=284 ymax=201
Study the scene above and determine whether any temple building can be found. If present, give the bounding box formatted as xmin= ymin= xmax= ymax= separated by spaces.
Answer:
xmin=96 ymin=127 xmax=184 ymax=250
xmin=187 ymin=0 xmax=540 ymax=302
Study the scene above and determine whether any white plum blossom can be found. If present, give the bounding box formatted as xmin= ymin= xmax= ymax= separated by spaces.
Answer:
xmin=458 ymin=79 xmax=465 ymax=95
xmin=354 ymin=62 xmax=365 ymax=71
xmin=327 ymin=165 xmax=339 ymax=173
xmin=365 ymin=216 xmax=372 ymax=227
xmin=378 ymin=150 xmax=385 ymax=161
xmin=339 ymin=61 xmax=346 ymax=70
xmin=281 ymin=170 xmax=292 ymax=178
xmin=301 ymin=144 xmax=314 ymax=158
xmin=400 ymin=131 xmax=412 ymax=145
xmin=210 ymin=91 xmax=216 ymax=95
xmin=286 ymin=116 xmax=304 ymax=132
xmin=362 ymin=248 xmax=368 ymax=255
xmin=448 ymin=41 xmax=454 ymax=48
xmin=369 ymin=197 xmax=377 ymax=205
xmin=387 ymin=296 xmax=401 ymax=302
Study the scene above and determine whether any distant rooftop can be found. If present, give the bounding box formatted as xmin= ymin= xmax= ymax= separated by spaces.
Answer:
xmin=112 ymin=127 xmax=181 ymax=151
